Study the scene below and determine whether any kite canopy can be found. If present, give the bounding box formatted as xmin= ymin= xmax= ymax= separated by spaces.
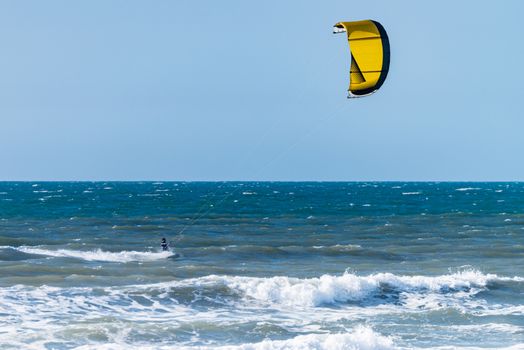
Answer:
xmin=333 ymin=20 xmax=390 ymax=98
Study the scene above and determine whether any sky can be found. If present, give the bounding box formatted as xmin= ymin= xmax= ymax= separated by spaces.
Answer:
xmin=1 ymin=0 xmax=523 ymax=181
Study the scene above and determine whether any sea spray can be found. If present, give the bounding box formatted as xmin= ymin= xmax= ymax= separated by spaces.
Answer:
xmin=16 ymin=246 xmax=174 ymax=263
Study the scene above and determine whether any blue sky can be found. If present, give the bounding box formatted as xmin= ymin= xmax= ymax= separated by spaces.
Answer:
xmin=1 ymin=1 xmax=523 ymax=181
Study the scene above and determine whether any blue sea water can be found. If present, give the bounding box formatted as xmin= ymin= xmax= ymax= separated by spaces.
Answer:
xmin=0 ymin=182 xmax=523 ymax=349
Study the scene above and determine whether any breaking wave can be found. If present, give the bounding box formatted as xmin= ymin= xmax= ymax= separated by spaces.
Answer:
xmin=203 ymin=269 xmax=522 ymax=307
xmin=94 ymin=269 xmax=523 ymax=312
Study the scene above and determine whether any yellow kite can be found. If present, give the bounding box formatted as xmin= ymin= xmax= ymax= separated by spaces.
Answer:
xmin=333 ymin=20 xmax=390 ymax=98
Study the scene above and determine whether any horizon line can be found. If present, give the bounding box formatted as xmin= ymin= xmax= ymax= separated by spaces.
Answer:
xmin=0 ymin=180 xmax=523 ymax=183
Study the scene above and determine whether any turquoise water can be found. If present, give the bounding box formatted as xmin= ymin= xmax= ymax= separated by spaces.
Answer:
xmin=0 ymin=182 xmax=523 ymax=349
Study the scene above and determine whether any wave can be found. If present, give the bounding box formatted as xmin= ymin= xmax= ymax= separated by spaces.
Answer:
xmin=3 ymin=267 xmax=521 ymax=309
xmin=187 ymin=244 xmax=362 ymax=256
xmin=311 ymin=244 xmax=362 ymax=252
xmin=119 ymin=269 xmax=523 ymax=310
xmin=0 ymin=236 xmax=34 ymax=247
xmin=71 ymin=326 xmax=394 ymax=350
xmin=65 ymin=326 xmax=524 ymax=350
xmin=455 ymin=187 xmax=482 ymax=192
xmin=3 ymin=270 xmax=521 ymax=329
xmin=218 ymin=270 xmax=519 ymax=307
xmin=15 ymin=246 xmax=174 ymax=263
xmin=448 ymin=323 xmax=523 ymax=334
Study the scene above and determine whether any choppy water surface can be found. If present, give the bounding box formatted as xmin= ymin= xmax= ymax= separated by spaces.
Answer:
xmin=0 ymin=182 xmax=523 ymax=349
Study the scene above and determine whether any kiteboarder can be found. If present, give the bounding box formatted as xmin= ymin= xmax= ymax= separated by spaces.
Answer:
xmin=161 ymin=237 xmax=169 ymax=251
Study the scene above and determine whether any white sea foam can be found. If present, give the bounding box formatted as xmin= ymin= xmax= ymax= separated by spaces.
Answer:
xmin=207 ymin=326 xmax=395 ymax=350
xmin=72 ymin=326 xmax=395 ymax=350
xmin=64 ymin=327 xmax=524 ymax=350
xmin=16 ymin=246 xmax=174 ymax=262
xmin=402 ymin=192 xmax=421 ymax=195
xmin=455 ymin=187 xmax=481 ymax=192
xmin=448 ymin=323 xmax=523 ymax=334
xmin=475 ymin=304 xmax=524 ymax=316
xmin=312 ymin=244 xmax=362 ymax=251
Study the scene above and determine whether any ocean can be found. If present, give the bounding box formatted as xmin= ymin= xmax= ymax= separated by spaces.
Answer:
xmin=0 ymin=182 xmax=523 ymax=349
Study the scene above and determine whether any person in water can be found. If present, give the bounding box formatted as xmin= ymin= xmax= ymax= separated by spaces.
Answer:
xmin=161 ymin=237 xmax=169 ymax=251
